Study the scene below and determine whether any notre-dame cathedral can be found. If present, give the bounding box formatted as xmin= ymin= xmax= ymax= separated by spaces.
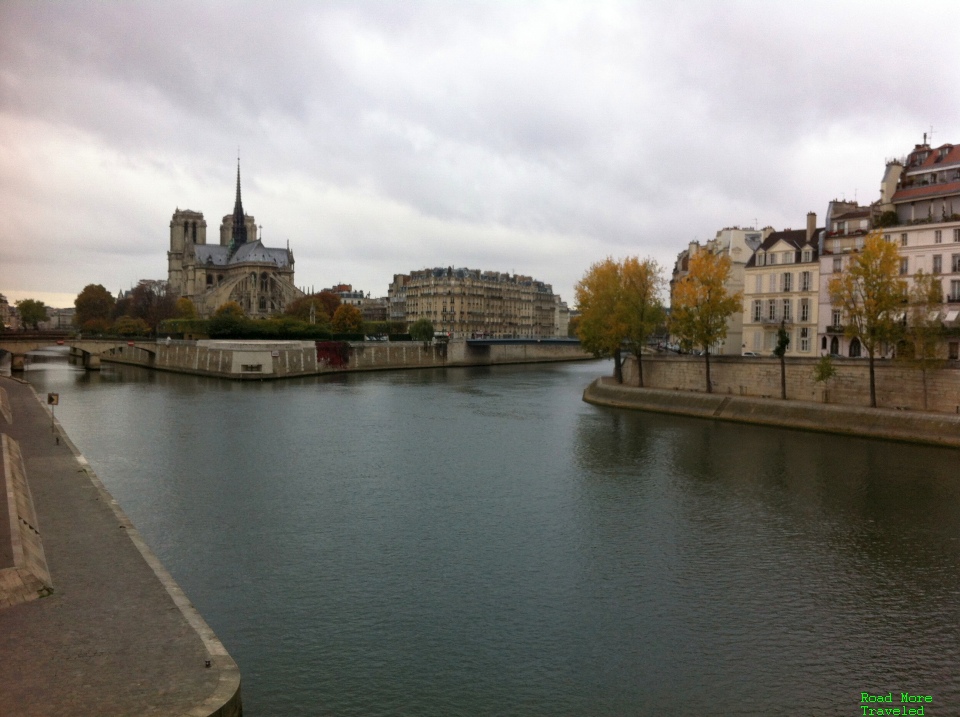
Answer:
xmin=167 ymin=162 xmax=303 ymax=318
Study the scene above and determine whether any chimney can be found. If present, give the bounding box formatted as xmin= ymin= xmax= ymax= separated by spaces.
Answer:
xmin=806 ymin=212 xmax=816 ymax=243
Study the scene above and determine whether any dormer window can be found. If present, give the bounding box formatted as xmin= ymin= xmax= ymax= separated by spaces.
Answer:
xmin=757 ymin=252 xmax=765 ymax=267
xmin=768 ymin=253 xmax=777 ymax=265
xmin=801 ymin=249 xmax=811 ymax=263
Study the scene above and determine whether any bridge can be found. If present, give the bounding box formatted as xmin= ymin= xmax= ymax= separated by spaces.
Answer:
xmin=0 ymin=334 xmax=157 ymax=371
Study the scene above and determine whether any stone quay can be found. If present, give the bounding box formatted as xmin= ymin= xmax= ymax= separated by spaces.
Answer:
xmin=0 ymin=376 xmax=241 ymax=717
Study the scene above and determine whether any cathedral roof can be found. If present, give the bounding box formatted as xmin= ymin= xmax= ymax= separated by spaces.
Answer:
xmin=195 ymin=240 xmax=290 ymax=268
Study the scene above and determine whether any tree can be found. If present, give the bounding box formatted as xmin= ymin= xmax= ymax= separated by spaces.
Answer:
xmin=215 ymin=301 xmax=245 ymax=317
xmin=409 ymin=318 xmax=435 ymax=346
xmin=669 ymin=251 xmax=742 ymax=393
xmin=285 ymin=294 xmax=332 ymax=326
xmin=332 ymin=304 xmax=363 ymax=334
xmin=128 ymin=280 xmax=176 ymax=332
xmin=174 ymin=297 xmax=198 ymax=319
xmin=74 ymin=284 xmax=115 ymax=330
xmin=900 ymin=270 xmax=944 ymax=410
xmin=15 ymin=299 xmax=48 ymax=330
xmin=813 ymin=355 xmax=837 ymax=403
xmin=209 ymin=301 xmax=247 ymax=338
xmin=575 ymin=258 xmax=626 ymax=383
xmin=316 ymin=290 xmax=342 ymax=318
xmin=828 ymin=231 xmax=906 ymax=407
xmin=773 ymin=319 xmax=790 ymax=399
xmin=619 ymin=257 xmax=666 ymax=387
xmin=113 ymin=316 xmax=151 ymax=336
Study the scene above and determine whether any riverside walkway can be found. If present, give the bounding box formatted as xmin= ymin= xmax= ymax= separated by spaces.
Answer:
xmin=0 ymin=376 xmax=241 ymax=716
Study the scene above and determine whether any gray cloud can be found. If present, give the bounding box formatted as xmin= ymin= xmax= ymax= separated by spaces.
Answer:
xmin=1 ymin=0 xmax=958 ymax=308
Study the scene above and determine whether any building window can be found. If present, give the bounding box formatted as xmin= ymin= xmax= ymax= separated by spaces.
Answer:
xmin=833 ymin=257 xmax=842 ymax=272
xmin=753 ymin=300 xmax=762 ymax=322
xmin=950 ymin=342 xmax=959 ymax=360
xmin=757 ymin=252 xmax=765 ymax=266
xmin=768 ymin=254 xmax=778 ymax=265
xmin=953 ymin=254 xmax=960 ymax=273
xmin=800 ymin=299 xmax=809 ymax=322
xmin=899 ymin=257 xmax=909 ymax=275
xmin=933 ymin=255 xmax=942 ymax=274
xmin=802 ymin=249 xmax=812 ymax=263
xmin=951 ymin=280 xmax=960 ymax=302
xmin=904 ymin=233 xmax=912 ymax=246
xmin=800 ymin=271 xmax=811 ymax=291
xmin=755 ymin=275 xmax=763 ymax=293
xmin=800 ymin=327 xmax=810 ymax=353
xmin=935 ymin=230 xmax=943 ymax=244
xmin=883 ymin=233 xmax=891 ymax=242
xmin=821 ymin=336 xmax=827 ymax=351
xmin=782 ymin=252 xmax=793 ymax=264
xmin=768 ymin=299 xmax=777 ymax=321
xmin=856 ymin=236 xmax=865 ymax=250
xmin=782 ymin=272 xmax=792 ymax=292
xmin=782 ymin=299 xmax=792 ymax=321
xmin=832 ymin=310 xmax=842 ymax=327
xmin=837 ymin=220 xmax=847 ymax=234
xmin=954 ymin=228 xmax=960 ymax=243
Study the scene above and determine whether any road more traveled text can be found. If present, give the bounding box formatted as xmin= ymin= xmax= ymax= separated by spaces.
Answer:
xmin=860 ymin=692 xmax=933 ymax=716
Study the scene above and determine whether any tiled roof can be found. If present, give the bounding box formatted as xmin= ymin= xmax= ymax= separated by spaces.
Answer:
xmin=908 ymin=143 xmax=960 ymax=170
xmin=832 ymin=209 xmax=872 ymax=220
xmin=892 ymin=179 xmax=960 ymax=203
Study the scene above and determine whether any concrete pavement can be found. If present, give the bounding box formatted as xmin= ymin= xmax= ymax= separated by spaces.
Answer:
xmin=0 ymin=376 xmax=242 ymax=716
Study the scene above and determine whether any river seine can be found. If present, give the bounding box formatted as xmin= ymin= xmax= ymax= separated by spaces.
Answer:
xmin=19 ymin=353 xmax=960 ymax=715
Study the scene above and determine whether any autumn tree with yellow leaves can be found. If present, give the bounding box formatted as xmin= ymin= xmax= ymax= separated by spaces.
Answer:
xmin=901 ymin=270 xmax=944 ymax=410
xmin=670 ymin=251 xmax=742 ymax=393
xmin=575 ymin=256 xmax=666 ymax=385
xmin=619 ymin=257 xmax=666 ymax=387
xmin=828 ymin=231 xmax=906 ymax=408
xmin=576 ymin=258 xmax=626 ymax=382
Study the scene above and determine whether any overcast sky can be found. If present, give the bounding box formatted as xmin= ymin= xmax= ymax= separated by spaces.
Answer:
xmin=2 ymin=1 xmax=958 ymax=309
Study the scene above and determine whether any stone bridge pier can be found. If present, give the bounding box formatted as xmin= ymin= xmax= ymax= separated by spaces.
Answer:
xmin=67 ymin=347 xmax=101 ymax=370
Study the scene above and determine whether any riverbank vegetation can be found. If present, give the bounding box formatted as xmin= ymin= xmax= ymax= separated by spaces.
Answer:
xmin=670 ymin=251 xmax=742 ymax=393
xmin=575 ymin=256 xmax=666 ymax=385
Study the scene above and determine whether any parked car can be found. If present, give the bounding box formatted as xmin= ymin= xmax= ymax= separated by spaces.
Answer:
xmin=741 ymin=351 xmax=760 ymax=357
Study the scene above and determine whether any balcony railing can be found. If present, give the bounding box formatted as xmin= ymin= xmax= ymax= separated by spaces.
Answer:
xmin=826 ymin=325 xmax=845 ymax=334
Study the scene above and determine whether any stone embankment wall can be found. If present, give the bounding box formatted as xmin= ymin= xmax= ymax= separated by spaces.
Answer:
xmin=1 ymin=434 xmax=53 ymax=607
xmin=624 ymin=354 xmax=960 ymax=414
xmin=583 ymin=378 xmax=960 ymax=448
xmin=101 ymin=339 xmax=592 ymax=379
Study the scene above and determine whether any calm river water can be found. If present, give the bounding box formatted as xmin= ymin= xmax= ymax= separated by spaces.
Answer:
xmin=19 ymin=352 xmax=960 ymax=716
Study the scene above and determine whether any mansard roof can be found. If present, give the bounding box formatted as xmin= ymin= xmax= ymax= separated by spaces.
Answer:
xmin=893 ymin=142 xmax=960 ymax=204
xmin=745 ymin=229 xmax=820 ymax=268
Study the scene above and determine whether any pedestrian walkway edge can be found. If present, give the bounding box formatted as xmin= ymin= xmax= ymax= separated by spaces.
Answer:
xmin=34 ymin=385 xmax=243 ymax=717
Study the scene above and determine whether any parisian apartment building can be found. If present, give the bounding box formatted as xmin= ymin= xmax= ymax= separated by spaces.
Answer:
xmin=391 ymin=267 xmax=570 ymax=339
xmin=672 ymin=136 xmax=960 ymax=360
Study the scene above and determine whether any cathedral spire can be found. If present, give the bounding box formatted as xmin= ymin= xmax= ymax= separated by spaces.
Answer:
xmin=231 ymin=157 xmax=248 ymax=248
